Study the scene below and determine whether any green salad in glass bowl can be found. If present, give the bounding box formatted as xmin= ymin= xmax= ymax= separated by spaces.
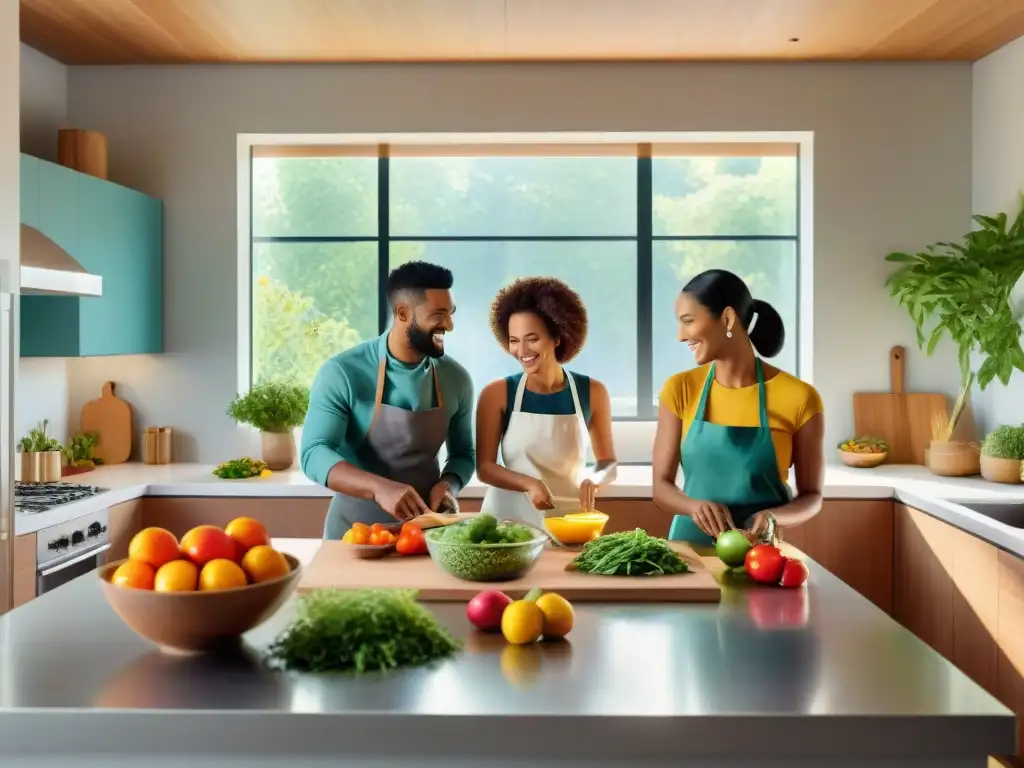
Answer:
xmin=424 ymin=515 xmax=546 ymax=582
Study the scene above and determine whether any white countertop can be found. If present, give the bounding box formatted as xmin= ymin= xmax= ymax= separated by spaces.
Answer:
xmin=16 ymin=462 xmax=1024 ymax=556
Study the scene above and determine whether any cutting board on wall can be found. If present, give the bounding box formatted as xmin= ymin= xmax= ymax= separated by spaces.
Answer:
xmin=81 ymin=382 xmax=133 ymax=464
xmin=852 ymin=346 xmax=947 ymax=465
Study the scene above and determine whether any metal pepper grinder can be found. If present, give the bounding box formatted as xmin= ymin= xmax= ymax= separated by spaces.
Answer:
xmin=757 ymin=512 xmax=778 ymax=547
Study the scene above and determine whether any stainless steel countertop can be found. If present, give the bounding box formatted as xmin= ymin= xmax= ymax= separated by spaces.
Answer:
xmin=0 ymin=549 xmax=1013 ymax=763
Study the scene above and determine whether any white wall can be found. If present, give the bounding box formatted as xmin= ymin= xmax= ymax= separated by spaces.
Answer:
xmin=17 ymin=43 xmax=71 ymax=444
xmin=972 ymin=36 xmax=1024 ymax=433
xmin=63 ymin=62 xmax=973 ymax=462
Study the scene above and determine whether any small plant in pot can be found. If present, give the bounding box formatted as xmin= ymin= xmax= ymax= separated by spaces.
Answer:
xmin=228 ymin=382 xmax=309 ymax=471
xmin=886 ymin=195 xmax=1024 ymax=476
xmin=979 ymin=425 xmax=1024 ymax=484
xmin=19 ymin=419 xmax=64 ymax=483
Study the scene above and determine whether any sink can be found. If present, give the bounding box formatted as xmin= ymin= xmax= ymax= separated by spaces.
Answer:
xmin=955 ymin=501 xmax=1024 ymax=529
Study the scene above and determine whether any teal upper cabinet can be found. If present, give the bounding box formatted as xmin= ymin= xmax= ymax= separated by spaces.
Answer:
xmin=20 ymin=155 xmax=164 ymax=357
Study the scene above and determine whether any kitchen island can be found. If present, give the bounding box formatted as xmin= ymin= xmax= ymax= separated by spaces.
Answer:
xmin=0 ymin=538 xmax=1012 ymax=767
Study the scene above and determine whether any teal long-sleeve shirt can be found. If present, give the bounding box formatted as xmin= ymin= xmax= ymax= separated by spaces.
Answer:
xmin=300 ymin=332 xmax=476 ymax=493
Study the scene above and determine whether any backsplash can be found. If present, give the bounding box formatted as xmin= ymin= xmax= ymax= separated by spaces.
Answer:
xmin=17 ymin=358 xmax=71 ymax=443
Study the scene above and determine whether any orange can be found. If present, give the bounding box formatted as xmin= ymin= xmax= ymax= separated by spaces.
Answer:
xmin=154 ymin=559 xmax=199 ymax=592
xmin=180 ymin=525 xmax=236 ymax=566
xmin=111 ymin=560 xmax=155 ymax=591
xmin=128 ymin=527 xmax=180 ymax=569
xmin=241 ymin=545 xmax=290 ymax=583
xmin=198 ymin=558 xmax=248 ymax=591
xmin=224 ymin=516 xmax=270 ymax=557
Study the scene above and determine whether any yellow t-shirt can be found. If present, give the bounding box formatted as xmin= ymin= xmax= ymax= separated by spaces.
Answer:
xmin=658 ymin=364 xmax=824 ymax=481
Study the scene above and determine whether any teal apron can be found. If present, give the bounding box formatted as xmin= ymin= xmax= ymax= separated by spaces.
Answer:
xmin=667 ymin=358 xmax=791 ymax=546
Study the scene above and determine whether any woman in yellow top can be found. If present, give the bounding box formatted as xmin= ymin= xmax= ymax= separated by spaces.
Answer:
xmin=653 ymin=269 xmax=824 ymax=546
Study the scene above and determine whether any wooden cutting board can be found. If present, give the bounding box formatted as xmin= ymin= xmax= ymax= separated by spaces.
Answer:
xmin=81 ymin=381 xmax=133 ymax=464
xmin=298 ymin=541 xmax=721 ymax=603
xmin=852 ymin=346 xmax=947 ymax=465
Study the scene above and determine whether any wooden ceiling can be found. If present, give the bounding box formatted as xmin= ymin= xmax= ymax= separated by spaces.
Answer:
xmin=20 ymin=0 xmax=1024 ymax=65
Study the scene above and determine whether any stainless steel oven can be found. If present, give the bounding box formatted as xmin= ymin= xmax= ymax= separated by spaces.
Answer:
xmin=35 ymin=509 xmax=110 ymax=597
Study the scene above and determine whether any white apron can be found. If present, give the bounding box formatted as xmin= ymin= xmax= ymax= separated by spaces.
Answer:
xmin=479 ymin=371 xmax=590 ymax=527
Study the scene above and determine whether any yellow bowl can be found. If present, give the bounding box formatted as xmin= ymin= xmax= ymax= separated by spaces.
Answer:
xmin=544 ymin=511 xmax=609 ymax=545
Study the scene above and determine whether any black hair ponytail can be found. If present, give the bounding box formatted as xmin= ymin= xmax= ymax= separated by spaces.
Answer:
xmin=681 ymin=269 xmax=786 ymax=358
xmin=747 ymin=299 xmax=785 ymax=358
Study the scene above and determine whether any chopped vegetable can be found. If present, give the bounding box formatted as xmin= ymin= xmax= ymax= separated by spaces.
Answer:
xmin=212 ymin=457 xmax=271 ymax=479
xmin=428 ymin=516 xmax=536 ymax=546
xmin=570 ymin=529 xmax=690 ymax=576
xmin=266 ymin=588 xmax=460 ymax=673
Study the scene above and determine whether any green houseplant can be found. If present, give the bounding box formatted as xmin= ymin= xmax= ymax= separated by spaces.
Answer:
xmin=228 ymin=382 xmax=310 ymax=470
xmin=18 ymin=419 xmax=63 ymax=483
xmin=979 ymin=424 xmax=1024 ymax=484
xmin=885 ymin=195 xmax=1024 ymax=474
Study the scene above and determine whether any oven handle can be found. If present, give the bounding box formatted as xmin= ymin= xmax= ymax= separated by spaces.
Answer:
xmin=38 ymin=542 xmax=111 ymax=577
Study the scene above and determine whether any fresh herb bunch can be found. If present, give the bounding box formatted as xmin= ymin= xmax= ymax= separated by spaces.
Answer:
xmin=212 ymin=457 xmax=270 ymax=479
xmin=884 ymin=195 xmax=1024 ymax=390
xmin=571 ymin=529 xmax=691 ymax=576
xmin=266 ymin=589 xmax=461 ymax=674
xmin=981 ymin=425 xmax=1024 ymax=460
xmin=228 ymin=381 xmax=309 ymax=433
xmin=19 ymin=419 xmax=62 ymax=453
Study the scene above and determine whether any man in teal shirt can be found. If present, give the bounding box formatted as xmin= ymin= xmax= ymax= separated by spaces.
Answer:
xmin=301 ymin=261 xmax=476 ymax=538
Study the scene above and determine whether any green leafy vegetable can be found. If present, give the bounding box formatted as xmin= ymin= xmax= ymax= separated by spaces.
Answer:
xmin=571 ymin=529 xmax=691 ymax=576
xmin=981 ymin=424 xmax=1024 ymax=460
xmin=266 ymin=589 xmax=460 ymax=673
xmin=63 ymin=432 xmax=98 ymax=467
xmin=426 ymin=517 xmax=536 ymax=546
xmin=212 ymin=457 xmax=269 ymax=479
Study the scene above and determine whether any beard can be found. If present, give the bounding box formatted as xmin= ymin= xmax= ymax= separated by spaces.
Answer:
xmin=407 ymin=317 xmax=444 ymax=359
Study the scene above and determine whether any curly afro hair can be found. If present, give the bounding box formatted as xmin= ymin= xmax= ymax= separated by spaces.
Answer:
xmin=489 ymin=277 xmax=589 ymax=363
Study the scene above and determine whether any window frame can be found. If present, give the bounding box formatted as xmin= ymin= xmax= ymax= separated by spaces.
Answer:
xmin=237 ymin=132 xmax=815 ymax=464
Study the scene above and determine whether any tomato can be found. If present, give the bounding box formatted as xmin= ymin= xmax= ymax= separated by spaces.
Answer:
xmin=744 ymin=544 xmax=786 ymax=584
xmin=345 ymin=527 xmax=370 ymax=545
xmin=401 ymin=521 xmax=424 ymax=537
xmin=396 ymin=530 xmax=427 ymax=556
xmin=369 ymin=523 xmax=388 ymax=535
xmin=779 ymin=557 xmax=809 ymax=588
xmin=369 ymin=530 xmax=394 ymax=546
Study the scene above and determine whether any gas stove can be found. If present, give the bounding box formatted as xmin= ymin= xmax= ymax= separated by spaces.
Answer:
xmin=15 ymin=481 xmax=108 ymax=515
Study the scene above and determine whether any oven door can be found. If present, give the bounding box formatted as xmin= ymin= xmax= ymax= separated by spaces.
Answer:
xmin=36 ymin=540 xmax=111 ymax=596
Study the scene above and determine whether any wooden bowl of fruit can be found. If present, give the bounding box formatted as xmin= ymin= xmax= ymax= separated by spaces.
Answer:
xmin=838 ymin=436 xmax=889 ymax=468
xmin=99 ymin=518 xmax=301 ymax=654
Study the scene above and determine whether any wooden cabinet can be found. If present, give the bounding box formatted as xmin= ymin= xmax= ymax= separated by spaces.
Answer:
xmin=141 ymin=497 xmax=330 ymax=540
xmin=783 ymin=500 xmax=894 ymax=614
xmin=895 ymin=503 xmax=1018 ymax=754
xmin=106 ymin=499 xmax=145 ymax=563
xmin=19 ymin=154 xmax=164 ymax=357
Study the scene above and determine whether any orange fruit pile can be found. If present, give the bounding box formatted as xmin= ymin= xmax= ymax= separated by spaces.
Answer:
xmin=111 ymin=517 xmax=291 ymax=593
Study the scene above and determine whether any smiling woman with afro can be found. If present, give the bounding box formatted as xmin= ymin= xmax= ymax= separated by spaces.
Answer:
xmin=475 ymin=276 xmax=618 ymax=525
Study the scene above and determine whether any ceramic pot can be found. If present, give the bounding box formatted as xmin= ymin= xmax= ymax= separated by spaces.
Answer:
xmin=260 ymin=431 xmax=295 ymax=471
xmin=20 ymin=450 xmax=62 ymax=483
xmin=927 ymin=440 xmax=980 ymax=477
xmin=980 ymin=454 xmax=1023 ymax=484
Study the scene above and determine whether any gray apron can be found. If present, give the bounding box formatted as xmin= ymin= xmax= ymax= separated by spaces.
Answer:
xmin=323 ymin=350 xmax=449 ymax=540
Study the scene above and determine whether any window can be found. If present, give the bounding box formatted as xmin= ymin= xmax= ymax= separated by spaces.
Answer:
xmin=246 ymin=139 xmax=803 ymax=435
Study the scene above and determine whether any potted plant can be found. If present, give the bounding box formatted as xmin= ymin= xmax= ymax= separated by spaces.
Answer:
xmin=228 ymin=381 xmax=309 ymax=471
xmin=63 ymin=432 xmax=100 ymax=476
xmin=885 ymin=195 xmax=1024 ymax=476
xmin=18 ymin=419 xmax=64 ymax=483
xmin=979 ymin=424 xmax=1024 ymax=484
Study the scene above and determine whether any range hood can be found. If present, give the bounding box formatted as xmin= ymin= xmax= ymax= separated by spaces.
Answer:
xmin=20 ymin=224 xmax=103 ymax=297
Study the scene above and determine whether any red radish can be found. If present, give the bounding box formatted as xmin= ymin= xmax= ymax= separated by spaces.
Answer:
xmin=466 ymin=589 xmax=513 ymax=632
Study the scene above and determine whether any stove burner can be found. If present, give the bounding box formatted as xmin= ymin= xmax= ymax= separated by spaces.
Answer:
xmin=15 ymin=481 xmax=108 ymax=515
